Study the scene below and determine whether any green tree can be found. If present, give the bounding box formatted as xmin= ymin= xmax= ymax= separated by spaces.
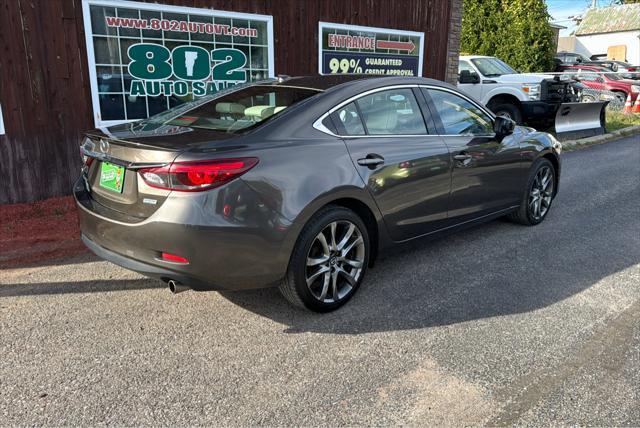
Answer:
xmin=461 ymin=0 xmax=556 ymax=72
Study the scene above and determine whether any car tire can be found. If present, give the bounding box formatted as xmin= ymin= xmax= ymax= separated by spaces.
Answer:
xmin=613 ymin=91 xmax=627 ymax=104
xmin=508 ymin=158 xmax=556 ymax=226
xmin=487 ymin=101 xmax=523 ymax=125
xmin=279 ymin=205 xmax=370 ymax=312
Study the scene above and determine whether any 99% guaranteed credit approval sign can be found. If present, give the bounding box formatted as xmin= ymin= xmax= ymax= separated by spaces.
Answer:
xmin=318 ymin=22 xmax=424 ymax=76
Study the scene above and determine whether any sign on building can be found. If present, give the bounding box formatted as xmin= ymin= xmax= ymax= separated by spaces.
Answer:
xmin=82 ymin=0 xmax=274 ymax=127
xmin=318 ymin=22 xmax=424 ymax=77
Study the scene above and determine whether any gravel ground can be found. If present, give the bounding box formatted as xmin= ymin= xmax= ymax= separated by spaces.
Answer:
xmin=1 ymin=136 xmax=639 ymax=426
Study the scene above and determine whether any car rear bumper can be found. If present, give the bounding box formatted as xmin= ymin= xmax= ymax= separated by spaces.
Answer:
xmin=74 ymin=177 xmax=294 ymax=291
xmin=81 ymin=233 xmax=216 ymax=290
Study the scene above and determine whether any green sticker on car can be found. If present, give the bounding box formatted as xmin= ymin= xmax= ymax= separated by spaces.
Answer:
xmin=99 ymin=162 xmax=125 ymax=193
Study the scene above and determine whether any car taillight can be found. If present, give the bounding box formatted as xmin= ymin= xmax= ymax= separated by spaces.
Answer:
xmin=80 ymin=146 xmax=94 ymax=167
xmin=138 ymin=157 xmax=259 ymax=192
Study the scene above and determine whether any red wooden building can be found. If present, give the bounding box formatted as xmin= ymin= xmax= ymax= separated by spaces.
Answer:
xmin=0 ymin=0 xmax=462 ymax=203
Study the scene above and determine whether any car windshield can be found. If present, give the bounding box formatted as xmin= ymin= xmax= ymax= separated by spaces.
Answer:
xmin=470 ymin=57 xmax=517 ymax=77
xmin=605 ymin=73 xmax=621 ymax=81
xmin=163 ymin=85 xmax=320 ymax=132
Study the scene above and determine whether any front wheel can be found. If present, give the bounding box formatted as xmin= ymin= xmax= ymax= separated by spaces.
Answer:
xmin=508 ymin=158 xmax=556 ymax=226
xmin=487 ymin=101 xmax=523 ymax=125
xmin=279 ymin=206 xmax=370 ymax=312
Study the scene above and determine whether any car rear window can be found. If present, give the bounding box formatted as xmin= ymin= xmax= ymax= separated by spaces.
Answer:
xmin=165 ymin=85 xmax=320 ymax=132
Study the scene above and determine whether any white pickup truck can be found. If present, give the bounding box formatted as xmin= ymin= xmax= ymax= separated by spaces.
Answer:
xmin=457 ymin=55 xmax=577 ymax=126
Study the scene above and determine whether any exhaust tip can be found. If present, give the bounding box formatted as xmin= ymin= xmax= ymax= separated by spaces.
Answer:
xmin=168 ymin=279 xmax=189 ymax=294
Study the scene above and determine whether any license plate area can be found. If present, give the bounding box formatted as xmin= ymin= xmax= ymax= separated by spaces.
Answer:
xmin=99 ymin=162 xmax=125 ymax=193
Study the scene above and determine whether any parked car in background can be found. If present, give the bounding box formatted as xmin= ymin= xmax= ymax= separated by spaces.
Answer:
xmin=608 ymin=61 xmax=639 ymax=80
xmin=458 ymin=55 xmax=577 ymax=126
xmin=588 ymin=56 xmax=639 ymax=79
xmin=555 ymin=51 xmax=618 ymax=71
xmin=75 ymin=75 xmax=562 ymax=312
xmin=560 ymin=65 xmax=640 ymax=104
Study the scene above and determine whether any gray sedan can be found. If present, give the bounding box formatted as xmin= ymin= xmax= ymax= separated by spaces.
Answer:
xmin=75 ymin=75 xmax=562 ymax=312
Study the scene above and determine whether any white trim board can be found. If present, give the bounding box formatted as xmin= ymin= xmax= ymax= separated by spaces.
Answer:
xmin=0 ymin=103 xmax=5 ymax=135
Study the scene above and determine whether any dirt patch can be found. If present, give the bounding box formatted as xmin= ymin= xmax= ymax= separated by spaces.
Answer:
xmin=0 ymin=196 xmax=87 ymax=270
xmin=375 ymin=358 xmax=496 ymax=425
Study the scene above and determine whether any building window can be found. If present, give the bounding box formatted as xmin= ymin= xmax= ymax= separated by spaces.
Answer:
xmin=82 ymin=0 xmax=274 ymax=127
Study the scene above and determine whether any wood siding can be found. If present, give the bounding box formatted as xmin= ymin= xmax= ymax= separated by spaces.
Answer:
xmin=0 ymin=0 xmax=454 ymax=203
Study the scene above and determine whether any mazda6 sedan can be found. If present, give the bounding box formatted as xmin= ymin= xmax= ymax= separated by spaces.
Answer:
xmin=75 ymin=75 xmax=562 ymax=312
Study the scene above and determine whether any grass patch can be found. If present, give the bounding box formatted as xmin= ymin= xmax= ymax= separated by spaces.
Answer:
xmin=607 ymin=110 xmax=640 ymax=132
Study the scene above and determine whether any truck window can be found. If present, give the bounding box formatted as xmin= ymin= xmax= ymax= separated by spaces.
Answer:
xmin=470 ymin=58 xmax=517 ymax=77
xmin=458 ymin=60 xmax=476 ymax=74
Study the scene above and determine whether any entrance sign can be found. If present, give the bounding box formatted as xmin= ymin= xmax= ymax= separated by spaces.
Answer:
xmin=318 ymin=22 xmax=424 ymax=77
xmin=82 ymin=0 xmax=274 ymax=127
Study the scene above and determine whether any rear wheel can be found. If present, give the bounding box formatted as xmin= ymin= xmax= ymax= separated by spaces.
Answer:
xmin=508 ymin=158 xmax=556 ymax=226
xmin=279 ymin=206 xmax=369 ymax=312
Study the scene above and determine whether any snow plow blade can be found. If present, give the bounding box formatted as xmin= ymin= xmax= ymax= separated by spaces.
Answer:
xmin=554 ymin=101 xmax=608 ymax=141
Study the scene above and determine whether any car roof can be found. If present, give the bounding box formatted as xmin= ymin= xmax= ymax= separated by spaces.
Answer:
xmin=244 ymin=75 xmax=460 ymax=139
xmin=256 ymin=74 xmax=451 ymax=93
xmin=254 ymin=75 xmax=373 ymax=91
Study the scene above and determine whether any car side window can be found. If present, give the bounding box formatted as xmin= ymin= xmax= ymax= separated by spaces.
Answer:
xmin=331 ymin=102 xmax=365 ymax=136
xmin=576 ymin=72 xmax=600 ymax=82
xmin=425 ymin=89 xmax=493 ymax=136
xmin=458 ymin=60 xmax=475 ymax=74
xmin=355 ymin=89 xmax=427 ymax=135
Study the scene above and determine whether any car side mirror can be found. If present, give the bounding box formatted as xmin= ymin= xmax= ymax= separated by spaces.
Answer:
xmin=494 ymin=115 xmax=515 ymax=137
xmin=576 ymin=57 xmax=582 ymax=63
xmin=459 ymin=69 xmax=480 ymax=84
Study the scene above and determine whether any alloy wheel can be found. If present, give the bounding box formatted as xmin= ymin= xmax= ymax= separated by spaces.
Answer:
xmin=305 ymin=220 xmax=366 ymax=303
xmin=528 ymin=166 xmax=554 ymax=221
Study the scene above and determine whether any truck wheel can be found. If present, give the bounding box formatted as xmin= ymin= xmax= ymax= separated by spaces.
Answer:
xmin=488 ymin=101 xmax=523 ymax=125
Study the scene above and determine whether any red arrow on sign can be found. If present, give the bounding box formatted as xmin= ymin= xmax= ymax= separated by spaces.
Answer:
xmin=376 ymin=40 xmax=416 ymax=53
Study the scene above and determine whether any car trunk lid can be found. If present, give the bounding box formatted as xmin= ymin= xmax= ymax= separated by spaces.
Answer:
xmin=81 ymin=129 xmax=185 ymax=221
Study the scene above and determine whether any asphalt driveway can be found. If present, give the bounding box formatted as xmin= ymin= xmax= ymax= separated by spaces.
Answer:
xmin=1 ymin=136 xmax=639 ymax=425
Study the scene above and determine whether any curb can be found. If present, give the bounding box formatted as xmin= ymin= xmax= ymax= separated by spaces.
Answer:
xmin=561 ymin=125 xmax=640 ymax=151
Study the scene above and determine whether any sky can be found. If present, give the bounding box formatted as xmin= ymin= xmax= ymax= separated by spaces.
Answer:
xmin=545 ymin=0 xmax=614 ymax=36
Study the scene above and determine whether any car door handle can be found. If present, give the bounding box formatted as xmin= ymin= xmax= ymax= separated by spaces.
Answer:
xmin=453 ymin=154 xmax=472 ymax=161
xmin=357 ymin=156 xmax=385 ymax=168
